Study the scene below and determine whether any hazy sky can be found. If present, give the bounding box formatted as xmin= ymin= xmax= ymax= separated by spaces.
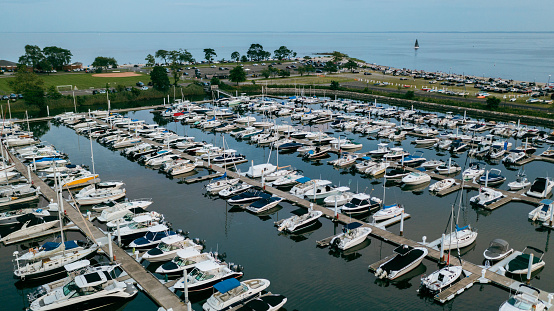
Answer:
xmin=1 ymin=0 xmax=552 ymax=33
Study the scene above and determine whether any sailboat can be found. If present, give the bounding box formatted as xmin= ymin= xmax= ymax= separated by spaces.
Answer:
xmin=414 ymin=39 xmax=420 ymax=50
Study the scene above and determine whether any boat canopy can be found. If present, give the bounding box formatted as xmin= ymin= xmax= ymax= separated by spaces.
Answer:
xmin=344 ymin=222 xmax=363 ymax=230
xmin=176 ymin=248 xmax=201 ymax=259
xmin=361 ymin=156 xmax=372 ymax=160
xmin=335 ymin=186 xmax=350 ymax=192
xmin=147 ymin=224 xmax=169 ymax=233
xmin=213 ymin=172 xmax=227 ymax=181
xmin=64 ymin=259 xmax=91 ymax=272
xmin=214 ymin=278 xmax=241 ymax=294
xmin=41 ymin=240 xmax=79 ymax=251
xmin=75 ymin=272 xmax=107 ymax=288
xmin=194 ymin=260 xmax=221 ymax=272
xmin=160 ymin=234 xmax=184 ymax=244
xmin=540 ymin=199 xmax=553 ymax=205
xmin=383 ymin=203 xmax=398 ymax=210
xmin=133 ymin=214 xmax=154 ymax=223
xmin=296 ymin=177 xmax=311 ymax=184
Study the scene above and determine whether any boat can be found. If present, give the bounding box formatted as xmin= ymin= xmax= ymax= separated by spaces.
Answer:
xmin=202 ymin=278 xmax=270 ymax=311
xmin=384 ymin=167 xmax=411 ymax=180
xmin=435 ymin=161 xmax=461 ymax=175
xmin=499 ymin=284 xmax=547 ymax=311
xmin=507 ymin=171 xmax=531 ymax=191
xmin=462 ymin=162 xmax=485 ymax=182
xmin=502 ymin=150 xmax=527 ymax=164
xmin=526 ymin=177 xmax=554 ymax=199
xmin=245 ymin=196 xmax=283 ymax=214
xmin=27 ymin=263 xmax=137 ymax=311
xmin=245 ymin=163 xmax=277 ymax=178
xmin=169 ymin=162 xmax=197 ymax=175
xmin=0 ymin=207 xmax=49 ymax=226
xmin=399 ymin=151 xmax=426 ymax=167
xmin=401 ymin=171 xmax=431 ymax=185
xmin=97 ymin=199 xmax=154 ymax=222
xmin=0 ymin=214 xmax=59 ymax=244
xmin=17 ymin=240 xmax=86 ymax=262
xmin=368 ymin=143 xmax=389 ymax=157
xmin=366 ymin=162 xmax=390 ymax=176
xmin=505 ymin=246 xmax=545 ymax=275
xmin=206 ymin=175 xmax=240 ymax=194
xmin=469 ymin=187 xmax=505 ymax=207
xmin=329 ymin=222 xmax=372 ymax=250
xmin=414 ymin=137 xmax=439 ymax=145
xmin=269 ymin=172 xmax=304 ymax=188
xmin=155 ymin=249 xmax=214 ymax=275
xmin=489 ymin=146 xmax=507 ymax=159
xmin=540 ymin=148 xmax=554 ymax=158
xmin=234 ymin=293 xmax=287 ymax=311
xmin=218 ymin=183 xmax=252 ymax=199
xmin=275 ymin=210 xmax=323 ymax=233
xmin=414 ymin=39 xmax=419 ymax=49
xmin=340 ymin=193 xmax=381 ymax=215
xmin=383 ymin=148 xmax=409 ymax=161
xmin=419 ymin=265 xmax=463 ymax=295
xmin=372 ymin=203 xmax=404 ymax=222
xmin=323 ymin=188 xmax=353 ymax=206
xmin=483 ymin=238 xmax=513 ymax=261
xmin=264 ymin=166 xmax=295 ymax=182
xmin=227 ymin=191 xmax=271 ymax=206
xmin=303 ymin=146 xmax=331 ymax=160
xmin=528 ymin=199 xmax=553 ymax=222
xmin=331 ymin=153 xmax=358 ymax=168
xmin=141 ymin=234 xmax=202 ymax=262
xmin=429 ymin=179 xmax=456 ymax=193
xmin=289 ymin=178 xmax=326 ymax=197
xmin=173 ymin=260 xmax=243 ymax=292
xmin=449 ymin=140 xmax=468 ymax=153
xmin=303 ymin=181 xmax=340 ymax=199
xmin=128 ymin=224 xmax=176 ymax=249
xmin=441 ymin=224 xmax=478 ymax=250
xmin=374 ymin=245 xmax=428 ymax=280
xmin=74 ymin=182 xmax=126 ymax=205
xmin=478 ymin=168 xmax=506 ymax=186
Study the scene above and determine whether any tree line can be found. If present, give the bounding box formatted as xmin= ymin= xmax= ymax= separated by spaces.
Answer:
xmin=18 ymin=44 xmax=72 ymax=72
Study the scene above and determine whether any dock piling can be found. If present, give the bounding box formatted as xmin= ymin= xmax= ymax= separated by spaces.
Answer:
xmin=108 ymin=232 xmax=113 ymax=263
xmin=526 ymin=253 xmax=534 ymax=284
xmin=400 ymin=210 xmax=404 ymax=236
xmin=439 ymin=233 xmax=445 ymax=263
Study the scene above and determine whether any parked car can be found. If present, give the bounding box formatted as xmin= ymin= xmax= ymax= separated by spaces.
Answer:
xmin=148 ymin=82 xmax=153 ymax=86
xmin=92 ymin=90 xmax=99 ymax=95
xmin=1 ymin=95 xmax=8 ymax=100
xmin=99 ymin=89 xmax=106 ymax=94
xmin=9 ymin=94 xmax=17 ymax=99
xmin=141 ymin=86 xmax=148 ymax=90
xmin=17 ymin=94 xmax=23 ymax=99
xmin=136 ymin=81 xmax=144 ymax=87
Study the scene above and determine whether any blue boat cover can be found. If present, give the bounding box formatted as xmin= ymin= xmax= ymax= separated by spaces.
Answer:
xmin=361 ymin=156 xmax=372 ymax=160
xmin=416 ymin=167 xmax=426 ymax=172
xmin=214 ymin=278 xmax=240 ymax=293
xmin=296 ymin=177 xmax=311 ymax=183
xmin=383 ymin=204 xmax=398 ymax=209
xmin=42 ymin=242 xmax=61 ymax=251
xmin=540 ymin=199 xmax=553 ymax=205
xmin=213 ymin=172 xmax=227 ymax=181
xmin=456 ymin=224 xmax=469 ymax=231
xmin=344 ymin=222 xmax=363 ymax=230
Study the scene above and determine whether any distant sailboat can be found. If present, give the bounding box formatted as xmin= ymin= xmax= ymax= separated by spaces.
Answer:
xmin=414 ymin=39 xmax=419 ymax=50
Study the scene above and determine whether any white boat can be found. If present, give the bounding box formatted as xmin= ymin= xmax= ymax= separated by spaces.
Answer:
xmin=128 ymin=224 xmax=175 ymax=249
xmin=275 ymin=210 xmax=323 ymax=233
xmin=270 ymin=172 xmax=304 ymax=188
xmin=441 ymin=225 xmax=478 ymax=250
xmin=340 ymin=193 xmax=381 ymax=215
xmin=528 ymin=199 xmax=553 ymax=222
xmin=505 ymin=246 xmax=545 ymax=275
xmin=155 ymin=249 xmax=214 ymax=275
xmin=17 ymin=240 xmax=86 ymax=262
xmin=435 ymin=161 xmax=461 ymax=175
xmin=419 ymin=265 xmax=463 ymax=295
xmin=173 ymin=260 xmax=243 ymax=292
xmin=499 ymin=284 xmax=547 ymax=311
xmin=470 ymin=187 xmax=505 ymax=207
xmin=245 ymin=163 xmax=277 ymax=178
xmin=374 ymin=245 xmax=428 ymax=280
xmin=323 ymin=188 xmax=353 ymax=206
xmin=355 ymin=157 xmax=378 ymax=173
xmin=331 ymin=153 xmax=358 ymax=167
xmin=429 ymin=179 xmax=456 ymax=193
xmin=304 ymin=181 xmax=340 ymax=199
xmin=0 ymin=207 xmax=49 ymax=226
xmin=218 ymin=183 xmax=252 ymax=198
xmin=75 ymin=182 xmax=126 ymax=205
xmin=421 ymin=159 xmax=445 ymax=170
xmin=246 ymin=196 xmax=283 ymax=214
xmin=97 ymin=199 xmax=154 ymax=222
xmin=401 ymin=171 xmax=431 ymax=185
xmin=264 ymin=166 xmax=295 ymax=182
xmin=368 ymin=143 xmax=389 ymax=157
xmin=329 ymin=222 xmax=372 ymax=250
xmin=366 ymin=162 xmax=390 ymax=176
xmin=372 ymin=203 xmax=404 ymax=222
xmin=202 ymin=278 xmax=270 ymax=311
xmin=526 ymin=177 xmax=554 ymax=199
xmin=169 ymin=162 xmax=197 ymax=175
xmin=462 ymin=162 xmax=485 ymax=182
xmin=289 ymin=178 xmax=326 ymax=197
xmin=483 ymin=238 xmax=513 ymax=261
xmin=206 ymin=176 xmax=240 ymax=194
xmin=0 ymin=214 xmax=59 ymax=244
xmin=141 ymin=234 xmax=202 ymax=262
xmin=507 ymin=171 xmax=531 ymax=191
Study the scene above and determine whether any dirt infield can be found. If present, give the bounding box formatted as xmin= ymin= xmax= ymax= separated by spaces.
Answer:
xmin=92 ymin=72 xmax=142 ymax=78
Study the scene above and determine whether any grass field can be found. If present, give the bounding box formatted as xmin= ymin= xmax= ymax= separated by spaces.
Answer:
xmin=257 ymin=75 xmax=355 ymax=85
xmin=0 ymin=72 xmax=151 ymax=94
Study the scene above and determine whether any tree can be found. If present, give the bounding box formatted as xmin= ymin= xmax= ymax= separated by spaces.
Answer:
xmin=240 ymin=55 xmax=248 ymax=63
xmin=150 ymin=66 xmax=170 ymax=91
xmin=274 ymin=46 xmax=293 ymax=61
xmin=324 ymin=62 xmax=338 ymax=73
xmin=18 ymin=45 xmax=44 ymax=70
xmin=297 ymin=66 xmax=306 ymax=76
xmin=261 ymin=69 xmax=271 ymax=79
xmin=330 ymin=51 xmax=348 ymax=63
xmin=168 ymin=50 xmax=183 ymax=85
xmin=155 ymin=49 xmax=169 ymax=64
xmin=278 ymin=69 xmax=290 ymax=78
xmin=330 ymin=80 xmax=340 ymax=90
xmin=231 ymin=51 xmax=240 ymax=62
xmin=8 ymin=65 xmax=45 ymax=106
xmin=36 ymin=58 xmax=52 ymax=73
xmin=303 ymin=56 xmax=311 ymax=60
xmin=405 ymin=90 xmax=415 ymax=100
xmin=305 ymin=65 xmax=315 ymax=75
xmin=178 ymin=49 xmax=195 ymax=64
xmin=92 ymin=56 xmax=117 ymax=71
xmin=43 ymin=46 xmax=72 ymax=70
xmin=210 ymin=76 xmax=221 ymax=86
xmin=203 ymin=48 xmax=217 ymax=64
xmin=145 ymin=54 xmax=155 ymax=67
xmin=269 ymin=66 xmax=279 ymax=78
xmin=486 ymin=96 xmax=501 ymax=109
xmin=247 ymin=43 xmax=267 ymax=61
xmin=344 ymin=59 xmax=358 ymax=72
xmin=47 ymin=85 xmax=62 ymax=99
xmin=229 ymin=66 xmax=246 ymax=85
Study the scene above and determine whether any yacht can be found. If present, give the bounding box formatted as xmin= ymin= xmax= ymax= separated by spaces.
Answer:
xmin=303 ymin=181 xmax=340 ymax=199
xmin=202 ymin=278 xmax=270 ymax=311
xmin=340 ymin=193 xmax=381 ymax=215
xmin=502 ymin=150 xmax=526 ymax=164
xmin=441 ymin=225 xmax=478 ymax=250
xmin=526 ymin=177 xmax=554 ymax=199
xmin=329 ymin=222 xmax=372 ymax=250
xmin=289 ymin=178 xmax=326 ymax=198
xmin=173 ymin=260 xmax=243 ymax=292
xmin=17 ymin=240 xmax=86 ymax=262
xmin=528 ymin=199 xmax=553 ymax=222
xmin=374 ymin=245 xmax=428 ymax=280
xmin=141 ymin=235 xmax=202 ymax=262
xmin=245 ymin=163 xmax=277 ymax=178
xmin=155 ymin=249 xmax=214 ymax=275
xmin=275 ymin=210 xmax=323 ymax=233
xmin=128 ymin=224 xmax=176 ymax=249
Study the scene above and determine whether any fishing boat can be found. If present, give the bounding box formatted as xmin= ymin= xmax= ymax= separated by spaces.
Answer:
xmin=275 ymin=209 xmax=323 ymax=233
xmin=507 ymin=171 xmax=531 ymax=191
xmin=528 ymin=199 xmax=553 ymax=222
xmin=340 ymin=193 xmax=381 ymax=215
xmin=173 ymin=260 xmax=243 ymax=292
xmin=469 ymin=187 xmax=505 ymax=207
xmin=245 ymin=196 xmax=283 ymax=214
xmin=419 ymin=265 xmax=463 ymax=295
xmin=141 ymin=234 xmax=202 ymax=262
xmin=478 ymin=168 xmax=506 ymax=186
xmin=505 ymin=246 xmax=545 ymax=275
xmin=499 ymin=285 xmax=547 ymax=311
xmin=429 ymin=179 xmax=456 ymax=193
xmin=526 ymin=177 xmax=554 ymax=199
xmin=128 ymin=224 xmax=176 ymax=249
xmin=483 ymin=238 xmax=513 ymax=261
xmin=374 ymin=245 xmax=428 ymax=280
xmin=202 ymin=278 xmax=271 ymax=311
xmin=155 ymin=249 xmax=214 ymax=275
xmin=329 ymin=222 xmax=372 ymax=250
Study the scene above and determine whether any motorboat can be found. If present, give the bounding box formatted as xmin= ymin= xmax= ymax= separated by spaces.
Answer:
xmin=340 ymin=193 xmax=381 ymax=215
xmin=218 ymin=183 xmax=252 ymax=199
xmin=17 ymin=240 xmax=86 ymax=262
xmin=462 ymin=162 xmax=485 ymax=182
xmin=355 ymin=157 xmax=378 ymax=173
xmin=323 ymin=188 xmax=353 ymax=206
xmin=507 ymin=171 xmax=531 ymax=191
xmin=399 ymin=151 xmax=426 ymax=167
xmin=202 ymin=278 xmax=271 ymax=311
xmin=505 ymin=246 xmax=545 ymax=275
xmin=368 ymin=143 xmax=389 ymax=157
xmin=169 ymin=162 xmax=197 ymax=175
xmin=304 ymin=181 xmax=340 ymax=199
xmin=27 ymin=263 xmax=138 ymax=311
xmin=483 ymin=238 xmax=513 ymax=261
xmin=419 ymin=265 xmax=463 ymax=295
xmin=383 ymin=148 xmax=409 ymax=161
xmin=401 ymin=171 xmax=431 ymax=185
xmin=269 ymin=172 xmax=304 ymax=188
xmin=526 ymin=177 xmax=554 ymax=199
xmin=235 ymin=293 xmax=287 ymax=311
xmin=366 ymin=162 xmax=390 ymax=176
xmin=0 ymin=207 xmax=49 ymax=226
xmin=329 ymin=222 xmax=372 ymax=250
xmin=436 ymin=139 xmax=452 ymax=150
xmin=75 ymin=182 xmax=126 ymax=205
xmin=206 ymin=175 xmax=240 ymax=194
xmin=246 ymin=196 xmax=283 ymax=214
xmin=429 ymin=179 xmax=456 ymax=193
xmin=489 ymin=146 xmax=507 ymax=159
xmin=142 ymin=235 xmax=202 ymax=262
xmin=245 ymin=163 xmax=277 ymax=178
xmin=478 ymin=168 xmax=506 ymax=186
xmin=331 ymin=153 xmax=358 ymax=168
xmin=540 ymin=148 xmax=554 ymax=158
xmin=499 ymin=285 xmax=547 ymax=311
xmin=470 ymin=187 xmax=505 ymax=207
xmin=0 ymin=214 xmax=59 ymax=244
xmin=227 ymin=191 xmax=271 ymax=206
xmin=421 ymin=159 xmax=445 ymax=170
xmin=528 ymin=199 xmax=553 ymax=222
xmin=303 ymin=146 xmax=331 ymax=160
xmin=435 ymin=161 xmax=461 ymax=175
xmin=449 ymin=140 xmax=468 ymax=153
xmin=128 ymin=224 xmax=176 ymax=249
xmin=414 ymin=137 xmax=439 ymax=145
xmin=502 ymin=150 xmax=526 ymax=164
xmin=96 ymin=199 xmax=153 ymax=222
xmin=372 ymin=203 xmax=404 ymax=222
xmin=289 ymin=178 xmax=326 ymax=198
xmin=155 ymin=249 xmax=214 ymax=275
xmin=264 ymin=166 xmax=295 ymax=182
xmin=374 ymin=245 xmax=428 ymax=280
xmin=275 ymin=210 xmax=323 ymax=233
xmin=173 ymin=260 xmax=243 ymax=292
xmin=441 ymin=225 xmax=478 ymax=250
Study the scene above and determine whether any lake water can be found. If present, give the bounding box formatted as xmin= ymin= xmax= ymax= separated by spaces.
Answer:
xmin=1 ymin=101 xmax=553 ymax=310
xmin=2 ymin=32 xmax=554 ymax=82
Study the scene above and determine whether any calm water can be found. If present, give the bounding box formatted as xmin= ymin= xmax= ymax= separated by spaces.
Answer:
xmin=1 ymin=102 xmax=553 ymax=310
xmin=2 ymin=32 xmax=554 ymax=81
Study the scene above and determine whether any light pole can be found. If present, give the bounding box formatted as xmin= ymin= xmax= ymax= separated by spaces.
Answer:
xmin=548 ymin=75 xmax=551 ymax=88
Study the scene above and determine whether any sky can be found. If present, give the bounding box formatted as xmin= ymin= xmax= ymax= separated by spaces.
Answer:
xmin=1 ymin=0 xmax=552 ymax=33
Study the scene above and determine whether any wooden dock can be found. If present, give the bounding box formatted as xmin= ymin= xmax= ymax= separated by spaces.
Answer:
xmin=184 ymin=172 xmax=222 ymax=184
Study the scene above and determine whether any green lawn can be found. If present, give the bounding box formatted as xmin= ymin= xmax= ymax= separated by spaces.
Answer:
xmin=0 ymin=72 xmax=151 ymax=94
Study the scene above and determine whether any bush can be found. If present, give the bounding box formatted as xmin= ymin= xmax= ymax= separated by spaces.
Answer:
xmin=130 ymin=88 xmax=141 ymax=96
xmin=95 ymin=68 xmax=103 ymax=73
xmin=210 ymin=77 xmax=221 ymax=86
xmin=330 ymin=80 xmax=340 ymax=90
xmin=405 ymin=90 xmax=415 ymax=100
xmin=486 ymin=96 xmax=501 ymax=109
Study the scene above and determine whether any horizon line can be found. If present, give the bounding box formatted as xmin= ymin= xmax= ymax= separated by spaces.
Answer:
xmin=2 ymin=30 xmax=554 ymax=34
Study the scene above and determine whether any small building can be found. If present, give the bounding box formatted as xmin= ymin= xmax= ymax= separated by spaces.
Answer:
xmin=63 ymin=62 xmax=83 ymax=71
xmin=0 ymin=60 xmax=17 ymax=71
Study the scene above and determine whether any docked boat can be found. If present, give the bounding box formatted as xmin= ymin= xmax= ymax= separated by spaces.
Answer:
xmin=289 ymin=178 xmax=326 ymax=198
xmin=17 ymin=240 xmax=86 ymax=262
xmin=401 ymin=171 xmax=431 ymax=185
xmin=383 ymin=148 xmax=409 ymax=161
xmin=227 ymin=191 xmax=271 ymax=206
xmin=462 ymin=162 xmax=485 ymax=182
xmin=218 ymin=183 xmax=252 ymax=199
xmin=113 ymin=214 xmax=162 ymax=244
xmin=75 ymin=182 xmax=126 ymax=205
xmin=366 ymin=162 xmax=390 ymax=176
xmin=469 ymin=187 xmax=505 ymax=207
xmin=173 ymin=260 xmax=243 ymax=292
xmin=507 ymin=171 xmax=531 ymax=191
xmin=505 ymin=246 xmax=545 ymax=275
xmin=245 ymin=163 xmax=277 ymax=178
xmin=419 ymin=265 xmax=463 ymax=295
xmin=421 ymin=159 xmax=445 ymax=170
xmin=399 ymin=151 xmax=426 ymax=167
xmin=499 ymin=285 xmax=547 ymax=311
xmin=340 ymin=193 xmax=381 ymax=215
xmin=0 ymin=214 xmax=59 ymax=244
xmin=128 ymin=224 xmax=176 ymax=249
xmin=372 ymin=203 xmax=404 ymax=222
xmin=331 ymin=153 xmax=358 ymax=167
xmin=502 ymin=150 xmax=526 ymax=164
xmin=323 ymin=188 xmax=353 ymax=206
xmin=526 ymin=177 xmax=554 ymax=199
xmin=441 ymin=224 xmax=478 ymax=250
xmin=141 ymin=234 xmax=202 ymax=262
xmin=483 ymin=238 xmax=513 ymax=261
xmin=435 ymin=161 xmax=461 ymax=175
xmin=269 ymin=172 xmax=304 ymax=188
xmin=235 ymin=293 xmax=287 ymax=311
xmin=478 ymin=168 xmax=506 ymax=186
xmin=275 ymin=210 xmax=323 ymax=233
xmin=202 ymin=278 xmax=270 ymax=311
xmin=96 ymin=199 xmax=153 ymax=222
xmin=540 ymin=148 xmax=554 ymax=158
xmin=528 ymin=199 xmax=553 ymax=222
xmin=329 ymin=222 xmax=372 ymax=250
xmin=304 ymin=181 xmax=340 ymax=199
xmin=368 ymin=143 xmax=390 ymax=157
xmin=429 ymin=179 xmax=456 ymax=193
xmin=374 ymin=245 xmax=428 ymax=280
xmin=206 ymin=175 xmax=240 ymax=194
xmin=303 ymin=146 xmax=331 ymax=160
xmin=155 ymin=249 xmax=214 ymax=275
xmin=246 ymin=196 xmax=283 ymax=214
xmin=169 ymin=162 xmax=197 ymax=175
xmin=0 ymin=207 xmax=49 ymax=226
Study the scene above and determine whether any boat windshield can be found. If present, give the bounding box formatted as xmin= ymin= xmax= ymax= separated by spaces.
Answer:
xmin=62 ymin=281 xmax=78 ymax=296
xmin=347 ymin=198 xmax=364 ymax=207
xmin=506 ymin=297 xmax=534 ymax=310
xmin=158 ymin=242 xmax=171 ymax=252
